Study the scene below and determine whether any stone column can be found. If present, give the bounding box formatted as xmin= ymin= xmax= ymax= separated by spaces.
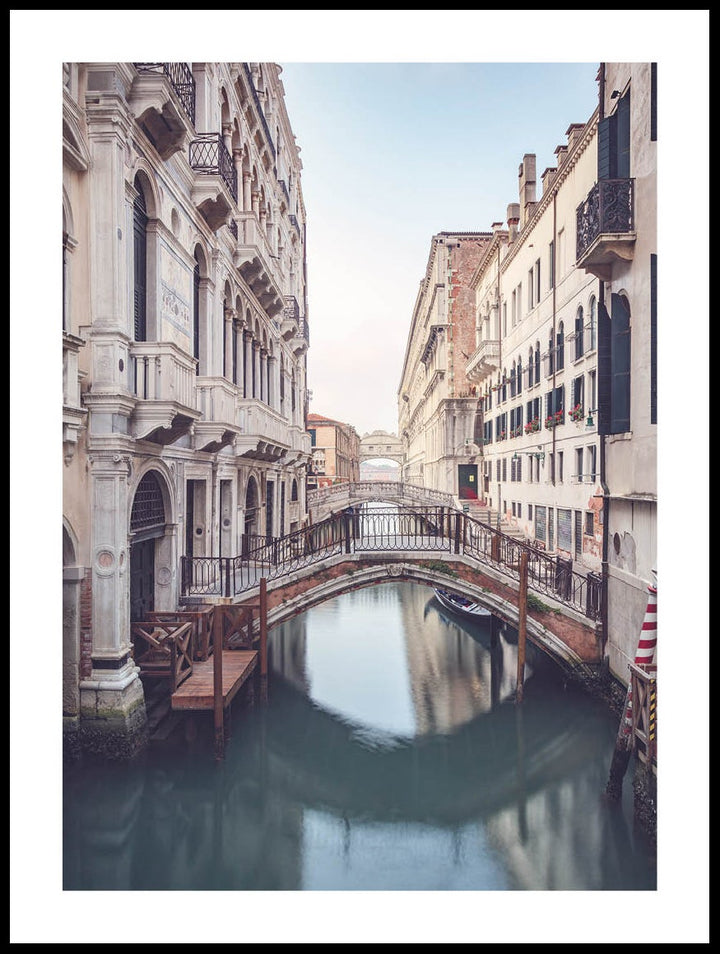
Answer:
xmin=79 ymin=452 xmax=146 ymax=758
xmin=224 ymin=306 xmax=235 ymax=380
xmin=243 ymin=173 xmax=252 ymax=213
xmin=234 ymin=316 xmax=245 ymax=392
xmin=259 ymin=347 xmax=267 ymax=403
xmin=252 ymin=341 xmax=260 ymax=398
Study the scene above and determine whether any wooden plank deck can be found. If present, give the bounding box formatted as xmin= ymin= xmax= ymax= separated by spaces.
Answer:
xmin=170 ymin=650 xmax=258 ymax=711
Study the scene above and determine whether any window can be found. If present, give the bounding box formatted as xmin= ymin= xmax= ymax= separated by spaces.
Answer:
xmin=574 ymin=306 xmax=584 ymax=360
xmin=549 ymin=241 xmax=555 ymax=289
xmin=535 ymin=258 xmax=541 ymax=303
xmin=546 ymin=332 xmax=555 ymax=377
xmin=517 ymin=357 xmax=523 ymax=396
xmin=574 ymin=510 xmax=583 ymax=559
xmin=556 ymin=321 xmax=565 ymax=371
xmin=511 ymin=289 xmax=516 ymax=328
xmin=133 ymin=183 xmax=148 ymax=342
xmin=558 ymin=451 xmax=564 ymax=483
xmin=557 ymin=508 xmax=573 ymax=552
xmin=586 ymin=444 xmax=597 ymax=481
xmin=585 ymin=511 xmax=594 ymax=535
xmin=535 ymin=505 xmax=546 ymax=544
xmin=534 ymin=342 xmax=541 ymax=385
xmin=588 ymin=296 xmax=597 ymax=351
xmin=557 ymin=228 xmax=565 ymax=280
xmin=588 ymin=369 xmax=597 ymax=416
xmin=528 ymin=269 xmax=534 ymax=310
xmin=576 ymin=447 xmax=584 ymax=483
xmin=548 ymin=507 xmax=555 ymax=550
xmin=502 ymin=457 xmax=507 ymax=482
xmin=528 ymin=504 xmax=533 ymax=520
xmin=517 ymin=282 xmax=522 ymax=320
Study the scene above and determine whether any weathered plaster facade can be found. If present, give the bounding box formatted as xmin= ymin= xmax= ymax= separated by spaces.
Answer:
xmin=62 ymin=62 xmax=313 ymax=757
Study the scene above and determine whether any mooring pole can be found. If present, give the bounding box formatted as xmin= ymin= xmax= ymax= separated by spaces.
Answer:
xmin=516 ymin=551 xmax=529 ymax=704
xmin=259 ymin=576 xmax=268 ymax=704
xmin=213 ymin=605 xmax=224 ymax=760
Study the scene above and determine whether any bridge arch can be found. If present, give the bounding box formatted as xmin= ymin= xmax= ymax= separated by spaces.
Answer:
xmin=234 ymin=556 xmax=600 ymax=676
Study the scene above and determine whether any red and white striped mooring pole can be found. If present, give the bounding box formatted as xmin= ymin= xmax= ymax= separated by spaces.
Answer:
xmin=620 ymin=577 xmax=657 ymax=738
xmin=606 ymin=572 xmax=657 ymax=800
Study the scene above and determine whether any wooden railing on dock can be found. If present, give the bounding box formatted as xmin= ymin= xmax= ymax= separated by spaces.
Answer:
xmin=146 ymin=606 xmax=215 ymax=660
xmin=130 ymin=619 xmax=194 ymax=690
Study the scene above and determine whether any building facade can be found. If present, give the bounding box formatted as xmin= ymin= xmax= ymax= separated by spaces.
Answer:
xmin=397 ymin=233 xmax=492 ymax=501
xmin=398 ymin=63 xmax=657 ymax=683
xmin=62 ymin=62 xmax=312 ymax=757
xmin=575 ymin=62 xmax=657 ymax=681
xmin=306 ymin=413 xmax=361 ymax=488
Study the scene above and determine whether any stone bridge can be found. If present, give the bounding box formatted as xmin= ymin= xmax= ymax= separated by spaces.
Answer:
xmin=182 ymin=505 xmax=603 ymax=676
xmin=307 ymin=480 xmax=455 ymax=522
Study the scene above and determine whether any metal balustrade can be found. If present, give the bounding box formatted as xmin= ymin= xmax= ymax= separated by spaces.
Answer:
xmin=181 ymin=503 xmax=603 ymax=620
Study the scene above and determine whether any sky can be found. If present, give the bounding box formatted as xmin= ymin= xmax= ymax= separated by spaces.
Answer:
xmin=279 ymin=59 xmax=601 ymax=435
xmin=11 ymin=7 xmax=710 ymax=947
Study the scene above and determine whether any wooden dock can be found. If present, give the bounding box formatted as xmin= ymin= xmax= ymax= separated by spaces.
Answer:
xmin=171 ymin=650 xmax=258 ymax=712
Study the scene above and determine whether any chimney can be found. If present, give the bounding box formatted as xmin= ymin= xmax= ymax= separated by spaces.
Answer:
xmin=566 ymin=122 xmax=585 ymax=153
xmin=518 ymin=154 xmax=536 ymax=229
xmin=507 ymin=203 xmax=520 ymax=244
xmin=492 ymin=220 xmax=504 ymax=236
xmin=554 ymin=143 xmax=568 ymax=168
xmin=542 ymin=167 xmax=557 ymax=195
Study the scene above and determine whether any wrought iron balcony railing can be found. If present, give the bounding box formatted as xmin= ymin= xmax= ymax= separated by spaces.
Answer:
xmin=576 ymin=178 xmax=634 ymax=261
xmin=189 ymin=133 xmax=237 ymax=202
xmin=134 ymin=62 xmax=195 ymax=126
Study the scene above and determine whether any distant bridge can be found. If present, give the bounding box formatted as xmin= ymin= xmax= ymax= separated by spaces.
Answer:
xmin=307 ymin=480 xmax=454 ymax=521
xmin=359 ymin=430 xmax=404 ymax=465
xmin=181 ymin=504 xmax=604 ymax=673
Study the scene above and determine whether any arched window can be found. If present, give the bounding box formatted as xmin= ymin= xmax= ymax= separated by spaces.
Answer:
xmin=534 ymin=342 xmax=541 ymax=385
xmin=547 ymin=332 xmax=555 ymax=376
xmin=556 ymin=321 xmax=565 ymax=371
xmin=517 ymin=356 xmax=523 ymax=396
xmin=133 ymin=182 xmax=148 ymax=342
xmin=291 ymin=478 xmax=298 ymax=502
xmin=131 ymin=471 xmax=166 ymax=534
xmin=193 ymin=251 xmax=201 ymax=372
xmin=510 ymin=362 xmax=516 ymax=398
xmin=575 ymin=307 xmax=584 ymax=360
xmin=588 ymin=296 xmax=597 ymax=351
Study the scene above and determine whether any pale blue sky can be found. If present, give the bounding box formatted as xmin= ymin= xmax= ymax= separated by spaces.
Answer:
xmin=279 ymin=60 xmax=600 ymax=434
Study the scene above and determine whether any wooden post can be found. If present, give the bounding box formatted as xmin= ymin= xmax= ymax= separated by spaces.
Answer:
xmin=213 ymin=605 xmax=224 ymax=760
xmin=516 ymin=551 xmax=529 ymax=704
xmin=259 ymin=577 xmax=268 ymax=703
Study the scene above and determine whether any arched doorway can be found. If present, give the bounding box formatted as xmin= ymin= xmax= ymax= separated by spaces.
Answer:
xmin=129 ymin=471 xmax=167 ymax=622
xmin=242 ymin=475 xmax=259 ymax=557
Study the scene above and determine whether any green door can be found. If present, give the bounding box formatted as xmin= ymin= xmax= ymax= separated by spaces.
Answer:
xmin=458 ymin=464 xmax=478 ymax=500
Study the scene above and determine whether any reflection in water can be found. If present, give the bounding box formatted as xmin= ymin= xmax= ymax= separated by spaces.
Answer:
xmin=63 ymin=581 xmax=656 ymax=892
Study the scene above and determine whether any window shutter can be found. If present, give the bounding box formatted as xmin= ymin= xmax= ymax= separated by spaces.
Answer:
xmin=650 ymin=253 xmax=657 ymax=423
xmin=597 ymin=114 xmax=615 ymax=180
xmin=616 ymin=90 xmax=631 ymax=179
xmin=610 ymin=293 xmax=631 ymax=433
xmin=597 ymin=297 xmax=612 ymax=434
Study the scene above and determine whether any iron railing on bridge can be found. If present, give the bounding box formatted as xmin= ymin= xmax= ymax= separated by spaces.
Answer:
xmin=181 ymin=504 xmax=602 ymax=620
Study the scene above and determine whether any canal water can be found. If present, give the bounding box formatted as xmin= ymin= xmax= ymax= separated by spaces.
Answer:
xmin=63 ymin=580 xmax=656 ymax=907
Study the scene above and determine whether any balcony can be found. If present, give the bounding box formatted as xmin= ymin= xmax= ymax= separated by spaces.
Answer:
xmin=130 ymin=341 xmax=200 ymax=444
xmin=280 ymin=296 xmax=300 ymax=340
xmin=130 ymin=63 xmax=195 ymax=159
xmin=290 ymin=318 xmax=310 ymax=357
xmin=235 ymin=399 xmax=291 ymax=462
xmin=465 ymin=338 xmax=500 ymax=383
xmin=193 ymin=377 xmax=241 ymax=452
xmin=576 ymin=178 xmax=636 ymax=281
xmin=189 ymin=133 xmax=237 ymax=231
xmin=63 ymin=330 xmax=87 ymax=464
xmin=233 ymin=212 xmax=284 ymax=318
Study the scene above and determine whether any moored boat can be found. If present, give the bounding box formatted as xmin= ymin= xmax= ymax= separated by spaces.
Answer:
xmin=433 ymin=587 xmax=491 ymax=619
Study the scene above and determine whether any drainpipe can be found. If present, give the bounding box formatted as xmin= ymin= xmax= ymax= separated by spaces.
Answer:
xmin=597 ymin=64 xmax=610 ymax=661
xmin=599 ymin=278 xmax=610 ymax=660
